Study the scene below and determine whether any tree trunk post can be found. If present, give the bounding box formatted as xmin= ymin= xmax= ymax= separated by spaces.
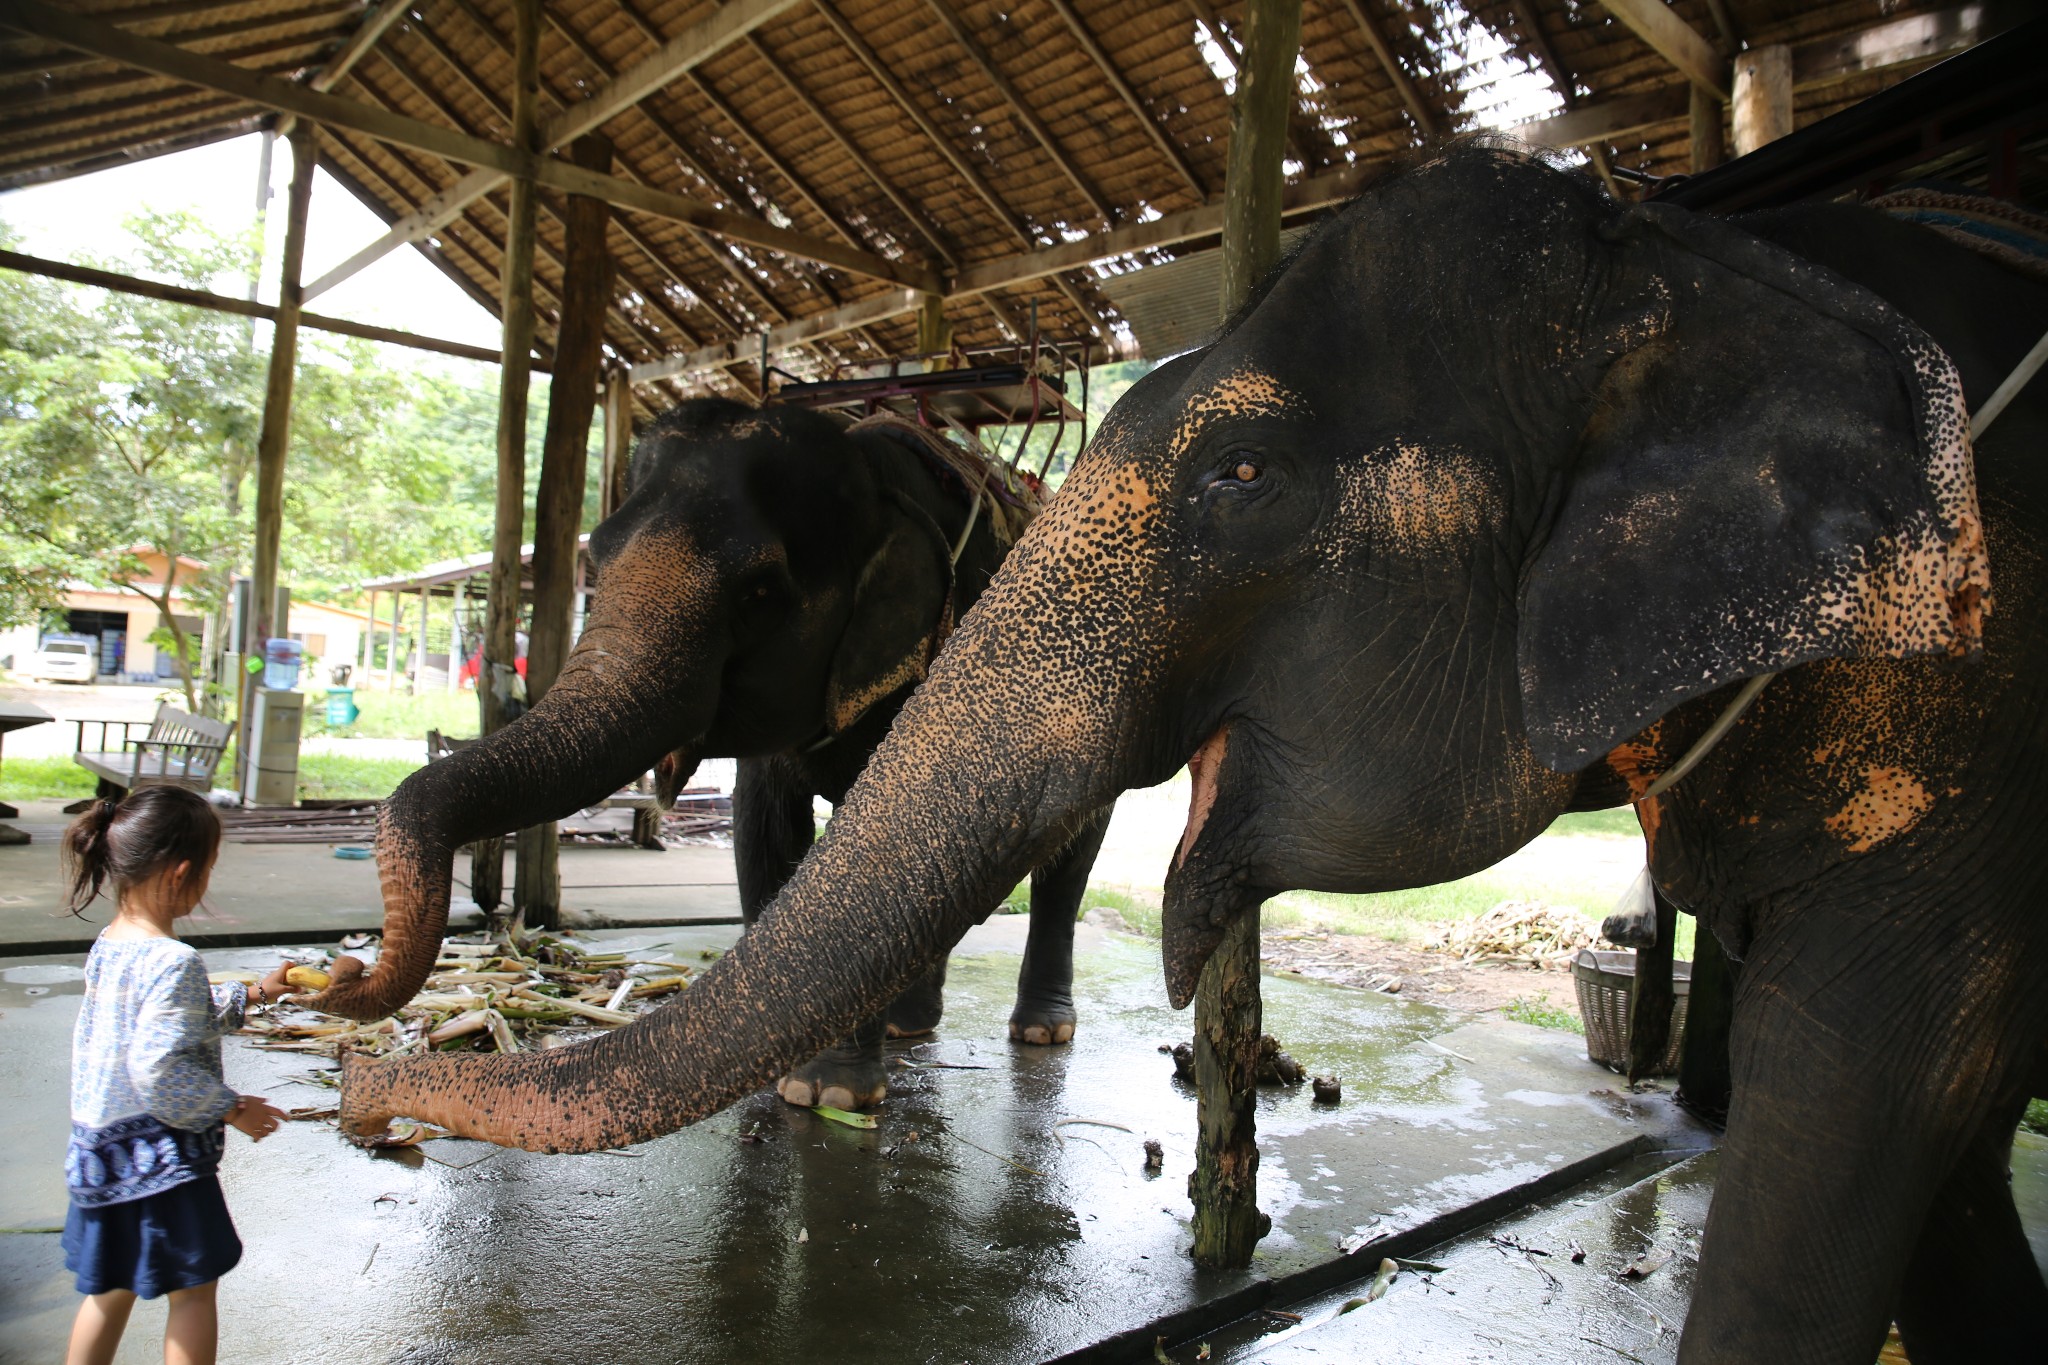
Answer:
xmin=1190 ymin=0 xmax=1299 ymax=1273
xmin=1688 ymin=86 xmax=1726 ymax=174
xmin=1626 ymin=887 xmax=1680 ymax=1082
xmin=516 ymin=131 xmax=613 ymax=932
xmin=1731 ymin=43 xmax=1792 ymax=158
xmin=242 ymin=118 xmax=314 ymax=778
xmin=482 ymin=0 xmax=539 ymax=744
xmin=601 ymin=370 xmax=632 ymax=518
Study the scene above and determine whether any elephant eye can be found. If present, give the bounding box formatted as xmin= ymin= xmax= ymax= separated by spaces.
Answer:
xmin=1228 ymin=458 xmax=1262 ymax=484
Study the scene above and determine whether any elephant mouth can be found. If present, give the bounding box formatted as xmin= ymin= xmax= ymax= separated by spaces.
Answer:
xmin=653 ymin=747 xmax=701 ymax=809
xmin=1162 ymin=725 xmax=1250 ymax=1009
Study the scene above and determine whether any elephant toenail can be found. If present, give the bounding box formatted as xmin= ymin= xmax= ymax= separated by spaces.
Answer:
xmin=1052 ymin=1023 xmax=1074 ymax=1044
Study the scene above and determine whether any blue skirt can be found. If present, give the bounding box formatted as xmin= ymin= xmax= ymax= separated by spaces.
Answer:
xmin=64 ymin=1175 xmax=242 ymax=1298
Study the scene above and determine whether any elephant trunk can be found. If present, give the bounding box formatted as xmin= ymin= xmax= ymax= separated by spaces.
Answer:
xmin=338 ymin=459 xmax=1170 ymax=1149
xmin=315 ymin=531 xmax=723 ymax=1022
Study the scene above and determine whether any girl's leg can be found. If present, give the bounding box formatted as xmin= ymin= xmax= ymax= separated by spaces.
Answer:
xmin=66 ymin=1289 xmax=135 ymax=1365
xmin=163 ymin=1281 xmax=217 ymax=1365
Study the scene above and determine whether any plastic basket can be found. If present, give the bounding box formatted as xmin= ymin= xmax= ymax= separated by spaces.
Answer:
xmin=1571 ymin=949 xmax=1692 ymax=1076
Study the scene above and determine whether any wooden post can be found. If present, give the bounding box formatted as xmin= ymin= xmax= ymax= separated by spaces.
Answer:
xmin=482 ymin=0 xmax=539 ymax=745
xmin=243 ymin=119 xmax=314 ymax=760
xmin=1190 ymin=0 xmax=1298 ymax=1274
xmin=1688 ymin=86 xmax=1725 ymax=174
xmin=916 ymin=291 xmax=951 ymax=357
xmin=1625 ymin=887 xmax=1679 ymax=1082
xmin=1731 ymin=43 xmax=1792 ymax=157
xmin=516 ymin=130 xmax=614 ymax=932
xmin=601 ymin=370 xmax=632 ymax=517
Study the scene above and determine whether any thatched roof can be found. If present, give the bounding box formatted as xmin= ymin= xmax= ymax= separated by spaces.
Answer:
xmin=0 ymin=1 xmax=2021 ymax=404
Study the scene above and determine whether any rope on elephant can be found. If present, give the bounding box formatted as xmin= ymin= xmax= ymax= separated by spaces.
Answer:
xmin=849 ymin=412 xmax=1043 ymax=551
xmin=1870 ymin=187 xmax=2048 ymax=283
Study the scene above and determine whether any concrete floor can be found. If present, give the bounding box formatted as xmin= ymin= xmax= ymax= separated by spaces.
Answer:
xmin=0 ymin=799 xmax=740 ymax=954
xmin=0 ymin=915 xmax=1724 ymax=1365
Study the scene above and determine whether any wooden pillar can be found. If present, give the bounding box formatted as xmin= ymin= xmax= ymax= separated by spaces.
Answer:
xmin=1191 ymin=0 xmax=1298 ymax=1274
xmin=482 ymin=0 xmax=540 ymax=744
xmin=1731 ymin=43 xmax=1792 ymax=158
xmin=242 ymin=119 xmax=314 ymax=754
xmin=601 ymin=370 xmax=632 ymax=519
xmin=916 ymin=291 xmax=952 ymax=358
xmin=516 ymin=130 xmax=614 ymax=932
xmin=1689 ymin=86 xmax=1726 ymax=174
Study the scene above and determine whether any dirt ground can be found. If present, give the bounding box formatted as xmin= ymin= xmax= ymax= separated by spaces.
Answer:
xmin=1260 ymin=928 xmax=1583 ymax=1017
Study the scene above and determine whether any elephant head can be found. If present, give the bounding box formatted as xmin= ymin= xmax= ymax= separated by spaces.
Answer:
xmin=315 ymin=400 xmax=960 ymax=1021
xmin=339 ymin=145 xmax=1985 ymax=1148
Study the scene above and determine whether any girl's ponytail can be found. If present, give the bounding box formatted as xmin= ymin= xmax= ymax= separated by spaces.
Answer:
xmin=60 ymin=788 xmax=222 ymax=918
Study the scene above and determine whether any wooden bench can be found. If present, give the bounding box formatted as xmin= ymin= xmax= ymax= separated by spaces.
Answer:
xmin=73 ymin=703 xmax=234 ymax=800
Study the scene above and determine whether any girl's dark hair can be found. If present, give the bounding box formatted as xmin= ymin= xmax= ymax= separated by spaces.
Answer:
xmin=61 ymin=786 xmax=223 ymax=918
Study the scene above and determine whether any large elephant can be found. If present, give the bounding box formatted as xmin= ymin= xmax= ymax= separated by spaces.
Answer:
xmin=317 ymin=398 xmax=1107 ymax=1109
xmin=338 ymin=146 xmax=2046 ymax=1362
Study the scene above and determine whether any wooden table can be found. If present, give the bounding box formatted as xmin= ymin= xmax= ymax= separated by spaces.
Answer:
xmin=0 ymin=700 xmax=55 ymax=841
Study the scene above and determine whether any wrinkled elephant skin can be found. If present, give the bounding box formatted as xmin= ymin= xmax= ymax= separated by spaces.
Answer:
xmin=341 ymin=148 xmax=2046 ymax=1364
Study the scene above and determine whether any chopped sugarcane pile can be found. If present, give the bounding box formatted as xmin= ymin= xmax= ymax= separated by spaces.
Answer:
xmin=1423 ymin=900 xmax=1605 ymax=970
xmin=212 ymin=929 xmax=701 ymax=1061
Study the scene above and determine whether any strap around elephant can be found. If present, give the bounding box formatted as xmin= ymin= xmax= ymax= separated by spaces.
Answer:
xmin=848 ymin=412 xmax=1042 ymax=554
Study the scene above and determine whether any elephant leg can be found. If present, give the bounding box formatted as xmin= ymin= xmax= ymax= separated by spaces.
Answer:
xmin=885 ymin=958 xmax=947 ymax=1039
xmin=732 ymin=758 xmax=813 ymax=927
xmin=776 ymin=1013 xmax=888 ymax=1111
xmin=1010 ymin=807 xmax=1111 ymax=1046
xmin=1894 ymin=1090 xmax=2048 ymax=1363
xmin=1677 ymin=909 xmax=2039 ymax=1365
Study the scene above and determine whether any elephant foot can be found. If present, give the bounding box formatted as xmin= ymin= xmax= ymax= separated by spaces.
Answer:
xmin=777 ymin=1050 xmax=888 ymax=1112
xmin=884 ymin=963 xmax=947 ymax=1039
xmin=1008 ymin=999 xmax=1077 ymax=1046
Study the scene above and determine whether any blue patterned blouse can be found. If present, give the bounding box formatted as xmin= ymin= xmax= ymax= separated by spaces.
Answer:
xmin=66 ymin=936 xmax=247 ymax=1208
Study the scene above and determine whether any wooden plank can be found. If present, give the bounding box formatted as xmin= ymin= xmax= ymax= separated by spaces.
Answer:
xmin=1732 ymin=43 xmax=1792 ymax=156
xmin=628 ymin=286 xmax=923 ymax=385
xmin=0 ymin=1 xmax=915 ymax=291
xmin=1599 ymin=0 xmax=1729 ymax=99
xmin=1039 ymin=0 xmax=1205 ymax=196
xmin=1790 ymin=3 xmax=1996 ymax=87
xmin=1333 ymin=0 xmax=1439 ymax=138
xmin=1510 ymin=87 xmax=1690 ymax=149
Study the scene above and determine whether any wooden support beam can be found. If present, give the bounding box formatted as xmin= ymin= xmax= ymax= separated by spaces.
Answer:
xmin=1334 ymin=0 xmax=1438 ymax=139
xmin=629 ymin=286 xmax=924 ymax=385
xmin=306 ymin=0 xmax=406 ymax=92
xmin=0 ymin=245 xmax=522 ymax=365
xmin=1510 ymin=87 xmax=1690 ymax=149
xmin=1599 ymin=0 xmax=1729 ymax=100
xmin=740 ymin=31 xmax=959 ymax=270
xmin=1732 ymin=43 xmax=1793 ymax=157
xmin=601 ymin=370 xmax=633 ymax=518
xmin=482 ymin=0 xmax=537 ymax=750
xmin=243 ymin=119 xmax=315 ymax=770
xmin=1039 ymin=0 xmax=1205 ymax=196
xmin=0 ymin=0 xmax=360 ymax=87
xmin=520 ymin=131 xmax=613 ymax=933
xmin=923 ymin=0 xmax=1114 ymax=223
xmin=0 ymin=0 xmax=920 ymax=293
xmin=1192 ymin=0 xmax=1298 ymax=1272
xmin=1690 ymin=84 xmax=1726 ymax=173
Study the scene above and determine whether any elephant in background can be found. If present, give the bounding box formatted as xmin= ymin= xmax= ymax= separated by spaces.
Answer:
xmin=342 ymin=145 xmax=2046 ymax=1362
xmin=319 ymin=398 xmax=1107 ymax=1110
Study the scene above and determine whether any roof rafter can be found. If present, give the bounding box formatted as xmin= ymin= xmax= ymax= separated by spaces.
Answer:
xmin=1598 ymin=0 xmax=1729 ymax=100
xmin=1332 ymin=0 xmax=1439 ymax=139
xmin=1039 ymin=0 xmax=1206 ymax=197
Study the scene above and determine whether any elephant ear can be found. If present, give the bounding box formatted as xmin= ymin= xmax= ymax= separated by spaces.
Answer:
xmin=823 ymin=484 xmax=956 ymax=735
xmin=1518 ymin=202 xmax=1989 ymax=773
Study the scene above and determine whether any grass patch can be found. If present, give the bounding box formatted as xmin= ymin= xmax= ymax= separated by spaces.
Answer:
xmin=1502 ymin=991 xmax=1584 ymax=1033
xmin=0 ymin=752 xmax=421 ymax=803
xmin=2025 ymin=1099 xmax=2048 ymax=1138
xmin=303 ymin=689 xmax=478 ymax=742
xmin=1545 ymin=808 xmax=1642 ymax=838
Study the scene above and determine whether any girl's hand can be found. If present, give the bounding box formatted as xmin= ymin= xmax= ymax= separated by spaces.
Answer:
xmin=253 ymin=963 xmax=296 ymax=1005
xmin=229 ymin=1095 xmax=289 ymax=1142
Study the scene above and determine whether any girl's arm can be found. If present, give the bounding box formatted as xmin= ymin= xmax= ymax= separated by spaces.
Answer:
xmin=128 ymin=955 xmax=240 ymax=1131
xmin=208 ymin=979 xmax=249 ymax=1036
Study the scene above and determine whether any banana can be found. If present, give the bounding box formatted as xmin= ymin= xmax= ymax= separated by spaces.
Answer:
xmin=284 ymin=965 xmax=332 ymax=990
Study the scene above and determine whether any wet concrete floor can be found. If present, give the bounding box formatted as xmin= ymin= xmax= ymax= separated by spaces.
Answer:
xmin=0 ymin=914 xmax=1718 ymax=1364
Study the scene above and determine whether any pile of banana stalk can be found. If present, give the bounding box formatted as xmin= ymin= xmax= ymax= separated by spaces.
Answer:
xmin=211 ymin=931 xmax=697 ymax=1060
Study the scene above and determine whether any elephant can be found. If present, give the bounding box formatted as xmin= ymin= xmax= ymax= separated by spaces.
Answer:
xmin=317 ymin=397 xmax=1108 ymax=1110
xmin=337 ymin=144 xmax=2046 ymax=1362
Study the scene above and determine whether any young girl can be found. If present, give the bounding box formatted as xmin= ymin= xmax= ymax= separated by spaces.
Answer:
xmin=60 ymin=786 xmax=297 ymax=1365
